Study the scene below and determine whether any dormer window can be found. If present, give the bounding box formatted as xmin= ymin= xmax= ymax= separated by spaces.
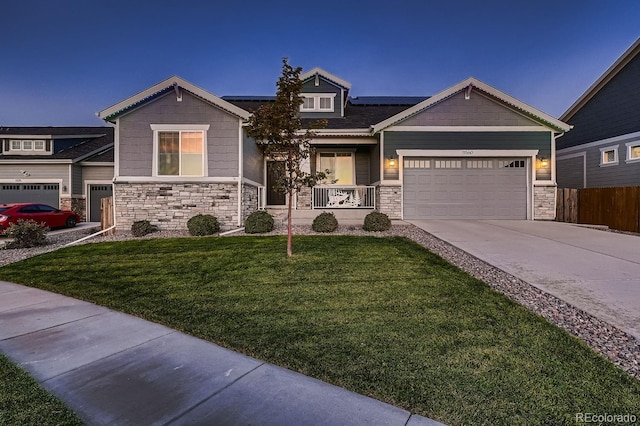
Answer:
xmin=300 ymin=93 xmax=336 ymax=112
xmin=7 ymin=139 xmax=48 ymax=153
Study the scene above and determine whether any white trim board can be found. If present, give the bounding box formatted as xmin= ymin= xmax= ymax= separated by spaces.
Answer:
xmin=396 ymin=149 xmax=539 ymax=157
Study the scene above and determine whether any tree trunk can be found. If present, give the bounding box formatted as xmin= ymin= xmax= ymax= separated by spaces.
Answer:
xmin=287 ymin=189 xmax=293 ymax=257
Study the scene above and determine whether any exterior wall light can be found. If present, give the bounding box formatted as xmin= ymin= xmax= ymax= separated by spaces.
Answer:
xmin=388 ymin=156 xmax=397 ymax=167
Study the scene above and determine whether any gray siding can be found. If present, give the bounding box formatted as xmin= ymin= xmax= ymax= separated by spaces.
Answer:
xmin=355 ymin=148 xmax=370 ymax=185
xmin=300 ymin=78 xmax=343 ymax=118
xmin=581 ymin=145 xmax=640 ymax=187
xmin=242 ymin=130 xmax=263 ymax=183
xmin=559 ymin=53 xmax=640 ymax=150
xmin=82 ymin=165 xmax=115 ymax=182
xmin=383 ymin=131 xmax=551 ymax=180
xmin=400 ymin=91 xmax=540 ymax=127
xmin=118 ymin=91 xmax=240 ymax=177
xmin=72 ymin=164 xmax=83 ymax=195
xmin=0 ymin=163 xmax=70 ymax=193
xmin=557 ymin=156 xmax=585 ymax=188
xmin=370 ymin=142 xmax=380 ymax=183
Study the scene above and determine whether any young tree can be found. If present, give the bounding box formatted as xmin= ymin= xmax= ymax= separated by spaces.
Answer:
xmin=246 ymin=58 xmax=326 ymax=257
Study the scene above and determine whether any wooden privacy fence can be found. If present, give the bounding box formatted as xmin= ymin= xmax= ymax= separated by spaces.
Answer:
xmin=557 ymin=187 xmax=640 ymax=233
xmin=100 ymin=197 xmax=116 ymax=235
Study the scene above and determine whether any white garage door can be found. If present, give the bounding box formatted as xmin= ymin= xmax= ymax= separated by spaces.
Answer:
xmin=403 ymin=158 xmax=528 ymax=219
xmin=0 ymin=183 xmax=60 ymax=207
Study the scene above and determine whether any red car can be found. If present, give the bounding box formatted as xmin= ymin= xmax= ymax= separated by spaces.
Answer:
xmin=0 ymin=203 xmax=81 ymax=232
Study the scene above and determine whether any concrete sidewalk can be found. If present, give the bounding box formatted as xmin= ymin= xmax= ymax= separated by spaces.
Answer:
xmin=0 ymin=281 xmax=443 ymax=426
xmin=410 ymin=220 xmax=640 ymax=340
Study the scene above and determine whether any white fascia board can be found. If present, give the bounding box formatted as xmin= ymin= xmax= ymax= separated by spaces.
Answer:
xmin=372 ymin=77 xmax=571 ymax=133
xmin=299 ymin=67 xmax=352 ymax=90
xmin=387 ymin=126 xmax=550 ymax=132
xmin=310 ymin=138 xmax=378 ymax=145
xmin=78 ymin=162 xmax=114 ymax=167
xmin=396 ymin=149 xmax=539 ymax=157
xmin=561 ymin=37 xmax=640 ymax=121
xmin=1 ymin=133 xmax=106 ymax=139
xmin=98 ymin=76 xmax=250 ymax=121
xmin=0 ymin=159 xmax=73 ymax=164
xmin=557 ymin=130 xmax=640 ymax=155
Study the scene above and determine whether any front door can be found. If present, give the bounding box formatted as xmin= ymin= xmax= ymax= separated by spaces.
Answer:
xmin=266 ymin=161 xmax=286 ymax=206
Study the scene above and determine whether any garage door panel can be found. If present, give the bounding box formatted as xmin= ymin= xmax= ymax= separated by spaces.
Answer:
xmin=0 ymin=183 xmax=60 ymax=207
xmin=403 ymin=157 xmax=527 ymax=220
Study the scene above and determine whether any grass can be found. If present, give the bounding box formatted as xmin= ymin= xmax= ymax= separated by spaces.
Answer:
xmin=0 ymin=354 xmax=82 ymax=425
xmin=1 ymin=235 xmax=639 ymax=425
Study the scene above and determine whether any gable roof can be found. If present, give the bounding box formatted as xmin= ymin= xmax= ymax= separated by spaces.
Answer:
xmin=98 ymin=76 xmax=251 ymax=122
xmin=299 ymin=67 xmax=351 ymax=90
xmin=372 ymin=77 xmax=571 ymax=133
xmin=561 ymin=37 xmax=640 ymax=122
xmin=0 ymin=127 xmax=113 ymax=162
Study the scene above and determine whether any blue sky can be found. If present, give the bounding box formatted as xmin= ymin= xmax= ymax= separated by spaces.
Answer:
xmin=1 ymin=0 xmax=638 ymax=126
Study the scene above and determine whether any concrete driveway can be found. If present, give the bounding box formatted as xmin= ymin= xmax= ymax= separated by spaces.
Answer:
xmin=409 ymin=220 xmax=640 ymax=340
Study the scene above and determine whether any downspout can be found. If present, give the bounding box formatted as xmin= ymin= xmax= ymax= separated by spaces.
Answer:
xmin=237 ymin=119 xmax=243 ymax=227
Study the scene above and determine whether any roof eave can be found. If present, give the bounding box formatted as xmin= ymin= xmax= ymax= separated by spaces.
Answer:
xmin=372 ymin=77 xmax=571 ymax=133
xmin=299 ymin=67 xmax=352 ymax=90
xmin=97 ymin=76 xmax=251 ymax=122
xmin=560 ymin=37 xmax=640 ymax=122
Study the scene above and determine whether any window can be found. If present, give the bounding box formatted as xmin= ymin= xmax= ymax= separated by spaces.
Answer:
xmin=318 ymin=152 xmax=354 ymax=184
xmin=8 ymin=140 xmax=47 ymax=152
xmin=599 ymin=145 xmax=619 ymax=166
xmin=404 ymin=159 xmax=431 ymax=168
xmin=151 ymin=125 xmax=209 ymax=177
xmin=300 ymin=93 xmax=336 ymax=112
xmin=626 ymin=142 xmax=640 ymax=163
xmin=435 ymin=160 xmax=462 ymax=169
xmin=499 ymin=159 xmax=525 ymax=168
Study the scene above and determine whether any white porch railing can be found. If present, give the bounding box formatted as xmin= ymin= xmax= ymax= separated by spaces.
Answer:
xmin=312 ymin=186 xmax=375 ymax=209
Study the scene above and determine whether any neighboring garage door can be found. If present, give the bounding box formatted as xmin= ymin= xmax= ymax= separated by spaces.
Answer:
xmin=89 ymin=184 xmax=113 ymax=222
xmin=0 ymin=183 xmax=60 ymax=207
xmin=403 ymin=157 xmax=528 ymax=219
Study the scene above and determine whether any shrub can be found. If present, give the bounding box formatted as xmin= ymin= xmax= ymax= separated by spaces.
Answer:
xmin=363 ymin=211 xmax=391 ymax=232
xmin=187 ymin=214 xmax=220 ymax=236
xmin=4 ymin=219 xmax=48 ymax=249
xmin=131 ymin=220 xmax=156 ymax=237
xmin=312 ymin=212 xmax=338 ymax=233
xmin=245 ymin=210 xmax=274 ymax=234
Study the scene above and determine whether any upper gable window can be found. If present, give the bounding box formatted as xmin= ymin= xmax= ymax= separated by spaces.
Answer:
xmin=300 ymin=93 xmax=336 ymax=112
xmin=599 ymin=145 xmax=619 ymax=166
xmin=626 ymin=142 xmax=640 ymax=163
xmin=151 ymin=124 xmax=209 ymax=177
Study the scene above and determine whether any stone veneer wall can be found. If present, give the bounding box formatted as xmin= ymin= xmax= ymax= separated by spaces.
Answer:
xmin=60 ymin=197 xmax=86 ymax=221
xmin=376 ymin=185 xmax=402 ymax=219
xmin=534 ymin=184 xmax=556 ymax=220
xmin=296 ymin=186 xmax=312 ymax=210
xmin=242 ymin=183 xmax=259 ymax=223
xmin=114 ymin=182 xmax=239 ymax=232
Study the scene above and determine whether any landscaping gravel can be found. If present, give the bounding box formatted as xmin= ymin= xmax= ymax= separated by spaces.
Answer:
xmin=1 ymin=223 xmax=638 ymax=380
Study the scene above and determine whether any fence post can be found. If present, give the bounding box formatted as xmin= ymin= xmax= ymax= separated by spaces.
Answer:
xmin=100 ymin=197 xmax=115 ymax=235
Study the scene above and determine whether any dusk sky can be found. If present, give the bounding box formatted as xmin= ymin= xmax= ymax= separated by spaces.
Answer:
xmin=2 ymin=1 xmax=639 ymax=126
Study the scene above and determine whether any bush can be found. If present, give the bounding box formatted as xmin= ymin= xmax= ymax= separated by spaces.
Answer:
xmin=4 ymin=219 xmax=48 ymax=249
xmin=131 ymin=220 xmax=156 ymax=237
xmin=363 ymin=211 xmax=391 ymax=232
xmin=187 ymin=214 xmax=220 ymax=236
xmin=245 ymin=210 xmax=274 ymax=234
xmin=312 ymin=212 xmax=338 ymax=233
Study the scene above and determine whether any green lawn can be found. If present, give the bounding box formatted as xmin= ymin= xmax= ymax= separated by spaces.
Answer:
xmin=0 ymin=354 xmax=82 ymax=425
xmin=1 ymin=235 xmax=639 ymax=425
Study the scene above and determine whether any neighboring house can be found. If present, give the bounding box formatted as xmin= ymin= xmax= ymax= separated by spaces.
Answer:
xmin=0 ymin=127 xmax=114 ymax=221
xmin=97 ymin=70 xmax=570 ymax=232
xmin=557 ymin=37 xmax=640 ymax=188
